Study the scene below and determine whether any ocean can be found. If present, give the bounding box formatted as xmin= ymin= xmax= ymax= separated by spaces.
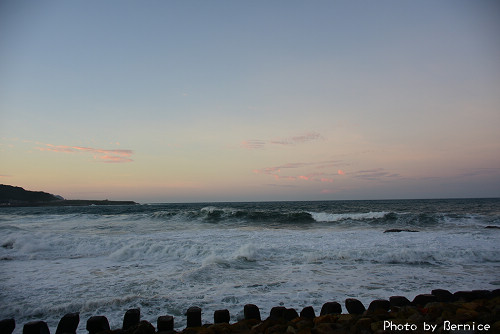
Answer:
xmin=1 ymin=198 xmax=499 ymax=332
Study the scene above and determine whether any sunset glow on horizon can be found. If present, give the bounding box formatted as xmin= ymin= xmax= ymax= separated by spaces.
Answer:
xmin=1 ymin=0 xmax=499 ymax=203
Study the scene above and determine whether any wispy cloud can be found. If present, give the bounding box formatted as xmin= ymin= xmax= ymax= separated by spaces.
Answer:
xmin=254 ymin=162 xmax=402 ymax=185
xmin=241 ymin=140 xmax=267 ymax=149
xmin=350 ymin=168 xmax=400 ymax=180
xmin=254 ymin=160 xmax=343 ymax=183
xmin=270 ymin=132 xmax=324 ymax=146
xmin=458 ymin=168 xmax=500 ymax=178
xmin=37 ymin=144 xmax=134 ymax=163
xmin=242 ymin=132 xmax=323 ymax=149
xmin=265 ymin=183 xmax=298 ymax=188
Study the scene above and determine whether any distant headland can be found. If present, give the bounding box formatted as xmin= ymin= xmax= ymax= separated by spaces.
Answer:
xmin=0 ymin=184 xmax=137 ymax=207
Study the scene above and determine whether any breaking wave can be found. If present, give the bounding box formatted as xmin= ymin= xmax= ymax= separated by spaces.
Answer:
xmin=308 ymin=211 xmax=389 ymax=222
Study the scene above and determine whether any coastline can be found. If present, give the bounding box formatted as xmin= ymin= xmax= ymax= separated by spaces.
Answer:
xmin=0 ymin=184 xmax=137 ymax=207
xmin=3 ymin=289 xmax=499 ymax=334
xmin=0 ymin=199 xmax=138 ymax=207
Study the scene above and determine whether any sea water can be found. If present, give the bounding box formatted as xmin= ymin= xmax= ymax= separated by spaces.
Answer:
xmin=1 ymin=199 xmax=499 ymax=332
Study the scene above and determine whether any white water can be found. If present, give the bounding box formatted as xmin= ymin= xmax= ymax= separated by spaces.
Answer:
xmin=308 ymin=211 xmax=389 ymax=222
xmin=1 ymin=203 xmax=500 ymax=333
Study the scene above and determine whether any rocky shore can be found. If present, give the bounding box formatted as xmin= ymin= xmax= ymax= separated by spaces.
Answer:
xmin=1 ymin=289 xmax=499 ymax=334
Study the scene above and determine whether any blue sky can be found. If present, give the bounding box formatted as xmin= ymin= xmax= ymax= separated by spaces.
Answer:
xmin=1 ymin=0 xmax=499 ymax=202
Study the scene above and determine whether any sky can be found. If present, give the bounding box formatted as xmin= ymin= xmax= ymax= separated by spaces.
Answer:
xmin=1 ymin=0 xmax=499 ymax=203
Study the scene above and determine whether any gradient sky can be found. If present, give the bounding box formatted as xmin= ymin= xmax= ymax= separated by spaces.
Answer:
xmin=1 ymin=0 xmax=499 ymax=203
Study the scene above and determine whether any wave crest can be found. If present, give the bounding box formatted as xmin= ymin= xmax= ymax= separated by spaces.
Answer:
xmin=309 ymin=211 xmax=389 ymax=222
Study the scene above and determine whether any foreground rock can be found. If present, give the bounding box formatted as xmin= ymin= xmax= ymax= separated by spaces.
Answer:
xmin=185 ymin=293 xmax=500 ymax=334
xmin=4 ymin=289 xmax=500 ymax=334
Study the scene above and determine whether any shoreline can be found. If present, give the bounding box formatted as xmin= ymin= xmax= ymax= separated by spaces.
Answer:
xmin=0 ymin=184 xmax=137 ymax=207
xmin=0 ymin=199 xmax=138 ymax=207
xmin=3 ymin=289 xmax=499 ymax=334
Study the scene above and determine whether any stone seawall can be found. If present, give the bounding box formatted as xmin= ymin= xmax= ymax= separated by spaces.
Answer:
xmin=1 ymin=289 xmax=499 ymax=334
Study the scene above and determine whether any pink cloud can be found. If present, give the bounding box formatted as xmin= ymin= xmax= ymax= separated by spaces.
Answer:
xmin=254 ymin=161 xmax=343 ymax=184
xmin=37 ymin=143 xmax=134 ymax=163
xmin=42 ymin=144 xmax=74 ymax=153
xmin=255 ymin=161 xmax=401 ymax=185
xmin=97 ymin=155 xmax=134 ymax=163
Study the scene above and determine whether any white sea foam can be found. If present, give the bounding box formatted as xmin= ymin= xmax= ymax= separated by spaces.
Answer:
xmin=1 ymin=200 xmax=500 ymax=334
xmin=308 ymin=211 xmax=388 ymax=222
xmin=234 ymin=243 xmax=258 ymax=261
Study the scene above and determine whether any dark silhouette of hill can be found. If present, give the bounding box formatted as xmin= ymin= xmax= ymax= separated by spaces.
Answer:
xmin=0 ymin=184 xmax=136 ymax=206
xmin=0 ymin=184 xmax=60 ymax=204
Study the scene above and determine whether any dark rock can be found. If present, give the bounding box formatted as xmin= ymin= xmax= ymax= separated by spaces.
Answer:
xmin=389 ymin=296 xmax=412 ymax=308
xmin=313 ymin=322 xmax=338 ymax=334
xmin=157 ymin=316 xmax=174 ymax=332
xmin=367 ymin=299 xmax=390 ymax=312
xmin=132 ymin=321 xmax=154 ymax=334
xmin=284 ymin=308 xmax=299 ymax=322
xmin=454 ymin=290 xmax=473 ymax=301
xmin=320 ymin=302 xmax=342 ymax=315
xmin=86 ymin=316 xmax=110 ymax=334
xmin=384 ymin=229 xmax=419 ymax=233
xmin=490 ymin=289 xmax=500 ymax=298
xmin=471 ymin=290 xmax=491 ymax=300
xmin=56 ymin=313 xmax=79 ymax=334
xmin=453 ymin=290 xmax=489 ymax=302
xmin=431 ymin=289 xmax=454 ymax=302
xmin=412 ymin=294 xmax=436 ymax=306
xmin=269 ymin=306 xmax=286 ymax=320
xmin=214 ymin=309 xmax=230 ymax=324
xmin=345 ymin=298 xmax=365 ymax=315
xmin=23 ymin=321 xmax=49 ymax=334
xmin=122 ymin=309 xmax=140 ymax=330
xmin=300 ymin=306 xmax=316 ymax=319
xmin=258 ymin=322 xmax=286 ymax=334
xmin=353 ymin=317 xmax=373 ymax=332
xmin=244 ymin=304 xmax=261 ymax=321
xmin=485 ymin=225 xmax=500 ymax=229
xmin=0 ymin=319 xmax=15 ymax=334
xmin=186 ymin=307 xmax=202 ymax=328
